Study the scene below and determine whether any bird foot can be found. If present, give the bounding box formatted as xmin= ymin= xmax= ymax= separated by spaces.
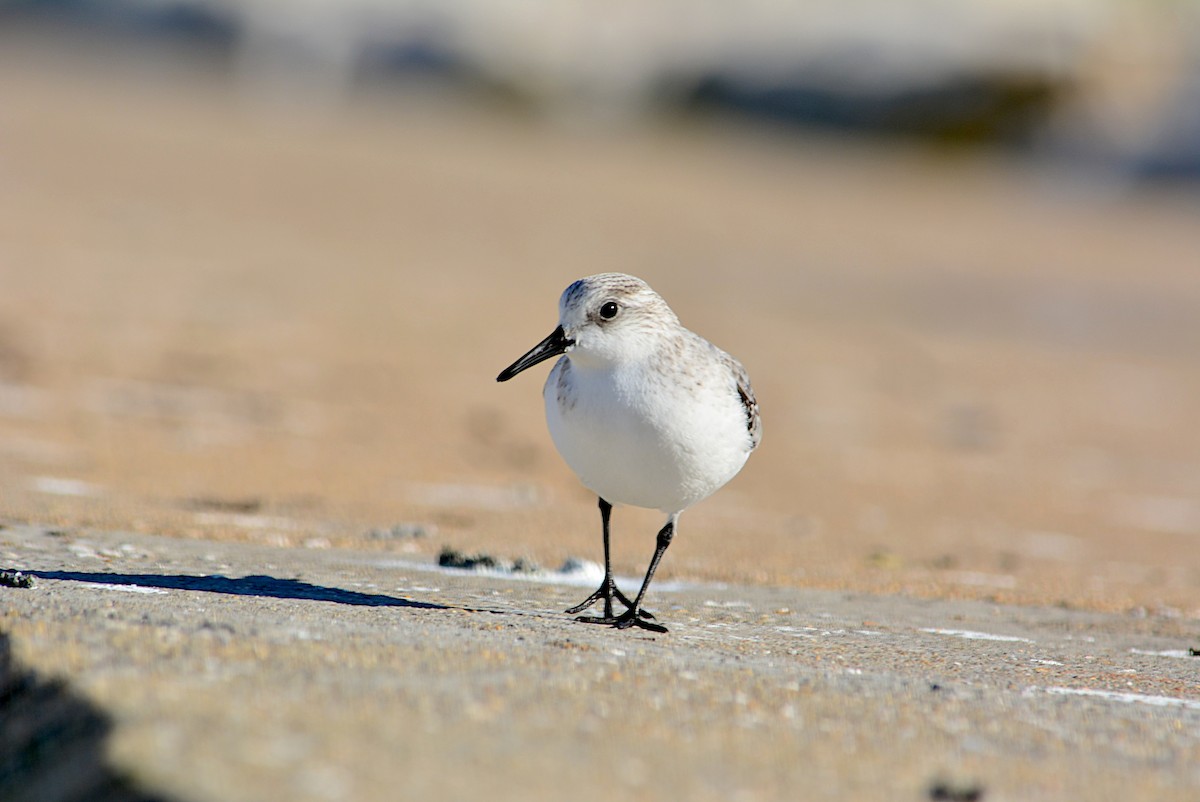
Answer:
xmin=575 ymin=608 xmax=668 ymax=634
xmin=564 ymin=581 xmax=655 ymax=620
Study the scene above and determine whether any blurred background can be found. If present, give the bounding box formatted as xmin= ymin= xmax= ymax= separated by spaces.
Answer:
xmin=1 ymin=0 xmax=1199 ymax=613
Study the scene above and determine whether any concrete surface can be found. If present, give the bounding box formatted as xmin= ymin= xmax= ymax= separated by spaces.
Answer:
xmin=3 ymin=523 xmax=1198 ymax=801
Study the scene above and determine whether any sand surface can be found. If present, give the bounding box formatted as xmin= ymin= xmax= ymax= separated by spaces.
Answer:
xmin=1 ymin=29 xmax=1199 ymax=801
xmin=4 ymin=523 xmax=1200 ymax=802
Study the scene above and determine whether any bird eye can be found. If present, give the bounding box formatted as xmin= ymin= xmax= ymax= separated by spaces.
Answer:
xmin=599 ymin=301 xmax=619 ymax=320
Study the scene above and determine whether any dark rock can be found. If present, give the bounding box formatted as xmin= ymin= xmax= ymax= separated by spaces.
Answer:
xmin=0 ymin=570 xmax=35 ymax=589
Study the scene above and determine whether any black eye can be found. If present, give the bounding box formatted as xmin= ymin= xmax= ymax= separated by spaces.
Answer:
xmin=599 ymin=301 xmax=619 ymax=320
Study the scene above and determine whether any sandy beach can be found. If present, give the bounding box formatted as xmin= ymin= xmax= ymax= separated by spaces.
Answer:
xmin=2 ymin=25 xmax=1199 ymax=801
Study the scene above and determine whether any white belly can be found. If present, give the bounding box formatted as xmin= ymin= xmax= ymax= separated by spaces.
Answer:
xmin=544 ymin=356 xmax=751 ymax=513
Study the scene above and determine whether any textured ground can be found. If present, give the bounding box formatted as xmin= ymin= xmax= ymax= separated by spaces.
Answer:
xmin=1 ymin=28 xmax=1199 ymax=802
xmin=4 ymin=524 xmax=1200 ymax=802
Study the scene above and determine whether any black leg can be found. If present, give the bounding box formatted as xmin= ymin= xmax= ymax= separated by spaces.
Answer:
xmin=577 ymin=514 xmax=675 ymax=634
xmin=564 ymin=498 xmax=650 ymax=619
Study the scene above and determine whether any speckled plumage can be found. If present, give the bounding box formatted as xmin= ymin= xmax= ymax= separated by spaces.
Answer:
xmin=497 ymin=272 xmax=760 ymax=632
xmin=543 ymin=274 xmax=759 ymax=511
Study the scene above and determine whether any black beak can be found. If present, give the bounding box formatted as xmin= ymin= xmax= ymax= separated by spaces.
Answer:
xmin=496 ymin=325 xmax=574 ymax=382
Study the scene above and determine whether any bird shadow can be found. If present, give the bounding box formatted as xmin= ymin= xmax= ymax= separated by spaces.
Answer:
xmin=28 ymin=570 xmax=451 ymax=610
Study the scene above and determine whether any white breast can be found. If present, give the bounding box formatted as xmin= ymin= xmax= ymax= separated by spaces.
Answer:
xmin=543 ymin=354 xmax=752 ymax=514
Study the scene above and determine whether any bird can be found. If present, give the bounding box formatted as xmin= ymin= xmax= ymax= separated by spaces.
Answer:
xmin=496 ymin=273 xmax=760 ymax=633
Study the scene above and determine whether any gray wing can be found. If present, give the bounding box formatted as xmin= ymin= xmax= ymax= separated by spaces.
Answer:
xmin=724 ymin=352 xmax=761 ymax=450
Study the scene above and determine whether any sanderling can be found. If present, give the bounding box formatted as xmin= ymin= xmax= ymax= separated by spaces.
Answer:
xmin=497 ymin=273 xmax=760 ymax=633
